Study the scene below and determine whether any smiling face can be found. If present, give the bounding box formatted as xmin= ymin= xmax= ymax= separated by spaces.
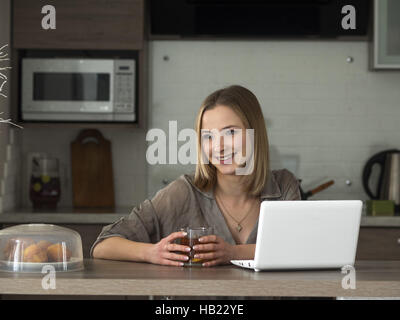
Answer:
xmin=201 ymin=105 xmax=248 ymax=176
xmin=194 ymin=85 xmax=270 ymax=196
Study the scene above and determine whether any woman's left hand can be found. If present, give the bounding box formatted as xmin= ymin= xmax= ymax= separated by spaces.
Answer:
xmin=192 ymin=235 xmax=235 ymax=267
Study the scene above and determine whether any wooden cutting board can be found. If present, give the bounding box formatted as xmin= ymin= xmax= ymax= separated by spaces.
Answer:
xmin=71 ymin=129 xmax=115 ymax=208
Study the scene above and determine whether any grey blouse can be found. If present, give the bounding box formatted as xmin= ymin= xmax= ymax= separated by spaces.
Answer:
xmin=90 ymin=169 xmax=301 ymax=256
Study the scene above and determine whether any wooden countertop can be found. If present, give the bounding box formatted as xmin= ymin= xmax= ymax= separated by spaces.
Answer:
xmin=0 ymin=207 xmax=131 ymax=224
xmin=1 ymin=208 xmax=400 ymax=227
xmin=0 ymin=259 xmax=400 ymax=297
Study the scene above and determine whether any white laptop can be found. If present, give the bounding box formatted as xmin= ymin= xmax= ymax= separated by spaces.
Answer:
xmin=231 ymin=200 xmax=363 ymax=271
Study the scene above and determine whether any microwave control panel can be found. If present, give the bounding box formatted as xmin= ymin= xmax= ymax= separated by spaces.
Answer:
xmin=114 ymin=60 xmax=135 ymax=114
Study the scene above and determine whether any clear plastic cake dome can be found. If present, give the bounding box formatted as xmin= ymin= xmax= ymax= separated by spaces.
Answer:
xmin=0 ymin=224 xmax=84 ymax=272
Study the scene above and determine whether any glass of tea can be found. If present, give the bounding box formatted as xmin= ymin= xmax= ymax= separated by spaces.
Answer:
xmin=179 ymin=226 xmax=213 ymax=267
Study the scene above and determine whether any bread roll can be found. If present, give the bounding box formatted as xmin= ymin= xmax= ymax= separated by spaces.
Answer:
xmin=47 ymin=243 xmax=71 ymax=262
xmin=23 ymin=244 xmax=48 ymax=263
xmin=36 ymin=240 xmax=53 ymax=251
xmin=3 ymin=238 xmax=35 ymax=261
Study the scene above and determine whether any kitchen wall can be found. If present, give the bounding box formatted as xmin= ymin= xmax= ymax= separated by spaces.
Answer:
xmin=0 ymin=0 xmax=21 ymax=212
xmin=147 ymin=40 xmax=400 ymax=201
xmin=0 ymin=0 xmax=10 ymax=172
xmin=20 ymin=128 xmax=148 ymax=208
xmin=15 ymin=39 xmax=400 ymax=208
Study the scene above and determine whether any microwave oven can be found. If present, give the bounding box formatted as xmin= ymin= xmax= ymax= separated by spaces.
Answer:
xmin=21 ymin=58 xmax=136 ymax=122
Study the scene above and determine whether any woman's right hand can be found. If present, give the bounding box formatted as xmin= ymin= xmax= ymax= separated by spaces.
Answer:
xmin=145 ymin=231 xmax=191 ymax=266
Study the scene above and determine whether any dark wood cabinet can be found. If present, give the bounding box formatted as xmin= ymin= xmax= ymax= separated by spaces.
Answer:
xmin=57 ymin=224 xmax=105 ymax=258
xmin=13 ymin=0 xmax=145 ymax=50
xmin=356 ymin=227 xmax=400 ymax=260
xmin=10 ymin=0 xmax=148 ymax=129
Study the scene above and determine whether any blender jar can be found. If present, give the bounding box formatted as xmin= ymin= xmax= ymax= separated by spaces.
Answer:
xmin=29 ymin=157 xmax=61 ymax=210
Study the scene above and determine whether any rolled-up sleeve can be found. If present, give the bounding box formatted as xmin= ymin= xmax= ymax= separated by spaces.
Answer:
xmin=90 ymin=177 xmax=191 ymax=257
xmin=89 ymin=199 xmax=160 ymax=257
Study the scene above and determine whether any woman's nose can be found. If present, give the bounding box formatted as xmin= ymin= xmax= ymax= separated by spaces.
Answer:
xmin=211 ymin=135 xmax=224 ymax=153
xmin=213 ymin=135 xmax=233 ymax=155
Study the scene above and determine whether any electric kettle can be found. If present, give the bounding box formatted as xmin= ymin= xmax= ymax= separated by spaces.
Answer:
xmin=362 ymin=149 xmax=400 ymax=212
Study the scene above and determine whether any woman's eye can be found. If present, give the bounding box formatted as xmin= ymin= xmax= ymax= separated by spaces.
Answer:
xmin=202 ymin=134 xmax=212 ymax=140
xmin=226 ymin=129 xmax=236 ymax=136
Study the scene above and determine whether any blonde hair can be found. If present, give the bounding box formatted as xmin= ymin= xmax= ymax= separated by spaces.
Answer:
xmin=194 ymin=85 xmax=270 ymax=197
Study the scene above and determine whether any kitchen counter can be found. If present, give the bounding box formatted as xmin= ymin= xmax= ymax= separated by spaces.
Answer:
xmin=360 ymin=216 xmax=400 ymax=227
xmin=0 ymin=207 xmax=131 ymax=224
xmin=1 ymin=208 xmax=400 ymax=227
xmin=0 ymin=259 xmax=399 ymax=297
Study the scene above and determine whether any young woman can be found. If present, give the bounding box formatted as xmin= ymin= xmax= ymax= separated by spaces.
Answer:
xmin=91 ymin=85 xmax=301 ymax=266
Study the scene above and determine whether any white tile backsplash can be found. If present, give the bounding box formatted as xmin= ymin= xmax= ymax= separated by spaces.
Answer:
xmin=6 ymin=39 xmax=400 ymax=208
xmin=20 ymin=128 xmax=148 ymax=208
xmin=147 ymin=40 xmax=400 ymax=201
xmin=0 ymin=131 xmax=22 ymax=212
xmin=0 ymin=0 xmax=20 ymax=213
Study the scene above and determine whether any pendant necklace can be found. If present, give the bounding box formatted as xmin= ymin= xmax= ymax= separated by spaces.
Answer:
xmin=215 ymin=193 xmax=256 ymax=232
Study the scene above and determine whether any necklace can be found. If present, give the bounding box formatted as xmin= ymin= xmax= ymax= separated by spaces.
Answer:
xmin=215 ymin=192 xmax=257 ymax=232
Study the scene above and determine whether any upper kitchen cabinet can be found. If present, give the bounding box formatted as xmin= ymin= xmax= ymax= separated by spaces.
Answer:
xmin=12 ymin=0 xmax=145 ymax=50
xmin=372 ymin=0 xmax=400 ymax=69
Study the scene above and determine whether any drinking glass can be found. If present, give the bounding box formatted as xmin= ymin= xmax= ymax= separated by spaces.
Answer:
xmin=178 ymin=226 xmax=213 ymax=267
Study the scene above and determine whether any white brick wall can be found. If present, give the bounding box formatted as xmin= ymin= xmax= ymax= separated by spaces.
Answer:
xmin=0 ymin=0 xmax=11 ymax=184
xmin=15 ymin=39 xmax=400 ymax=208
xmin=0 ymin=0 xmax=21 ymax=213
xmin=20 ymin=128 xmax=148 ymax=208
xmin=0 ymin=128 xmax=22 ymax=212
xmin=147 ymin=40 xmax=400 ymax=201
